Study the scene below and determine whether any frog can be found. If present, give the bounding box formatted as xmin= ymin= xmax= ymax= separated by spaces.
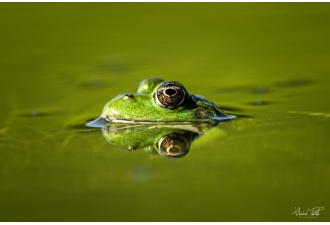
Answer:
xmin=87 ymin=78 xmax=235 ymax=126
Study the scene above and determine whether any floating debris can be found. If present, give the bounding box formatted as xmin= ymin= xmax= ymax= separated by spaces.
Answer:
xmin=248 ymin=100 xmax=272 ymax=106
xmin=275 ymin=78 xmax=312 ymax=88
xmin=30 ymin=110 xmax=40 ymax=117
xmin=22 ymin=110 xmax=51 ymax=117
xmin=253 ymin=85 xmax=268 ymax=94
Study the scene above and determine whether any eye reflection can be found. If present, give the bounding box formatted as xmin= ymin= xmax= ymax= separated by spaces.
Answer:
xmin=157 ymin=133 xmax=190 ymax=158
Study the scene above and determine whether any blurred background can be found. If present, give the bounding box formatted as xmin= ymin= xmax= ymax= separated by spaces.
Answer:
xmin=0 ymin=3 xmax=330 ymax=221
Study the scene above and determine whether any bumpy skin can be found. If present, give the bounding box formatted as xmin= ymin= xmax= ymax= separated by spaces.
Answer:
xmin=101 ymin=78 xmax=234 ymax=123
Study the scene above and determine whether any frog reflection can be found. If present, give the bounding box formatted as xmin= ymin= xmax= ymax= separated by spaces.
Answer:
xmin=101 ymin=123 xmax=216 ymax=158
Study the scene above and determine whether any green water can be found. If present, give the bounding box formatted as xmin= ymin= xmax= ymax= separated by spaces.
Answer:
xmin=1 ymin=3 xmax=330 ymax=221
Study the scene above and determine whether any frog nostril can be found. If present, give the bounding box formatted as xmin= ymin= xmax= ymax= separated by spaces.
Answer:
xmin=164 ymin=88 xmax=177 ymax=96
xmin=123 ymin=94 xmax=134 ymax=100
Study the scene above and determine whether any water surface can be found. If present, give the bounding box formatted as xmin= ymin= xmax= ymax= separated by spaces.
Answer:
xmin=0 ymin=3 xmax=330 ymax=221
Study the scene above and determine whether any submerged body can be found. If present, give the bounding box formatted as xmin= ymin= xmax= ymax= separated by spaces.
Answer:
xmin=96 ymin=78 xmax=234 ymax=124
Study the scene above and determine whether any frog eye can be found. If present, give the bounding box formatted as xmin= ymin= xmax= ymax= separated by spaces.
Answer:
xmin=154 ymin=82 xmax=186 ymax=109
xmin=157 ymin=133 xmax=189 ymax=158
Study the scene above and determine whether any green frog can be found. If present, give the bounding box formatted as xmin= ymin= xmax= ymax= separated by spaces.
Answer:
xmin=88 ymin=78 xmax=235 ymax=126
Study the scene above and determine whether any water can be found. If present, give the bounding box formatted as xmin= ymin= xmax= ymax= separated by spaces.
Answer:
xmin=1 ymin=3 xmax=330 ymax=221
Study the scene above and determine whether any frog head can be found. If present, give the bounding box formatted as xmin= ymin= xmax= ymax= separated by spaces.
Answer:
xmin=99 ymin=78 xmax=234 ymax=124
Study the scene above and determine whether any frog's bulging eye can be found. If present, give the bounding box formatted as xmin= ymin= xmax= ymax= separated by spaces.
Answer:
xmin=154 ymin=82 xmax=186 ymax=109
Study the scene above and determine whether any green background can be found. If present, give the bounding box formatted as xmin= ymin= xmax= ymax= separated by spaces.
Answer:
xmin=0 ymin=3 xmax=330 ymax=221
